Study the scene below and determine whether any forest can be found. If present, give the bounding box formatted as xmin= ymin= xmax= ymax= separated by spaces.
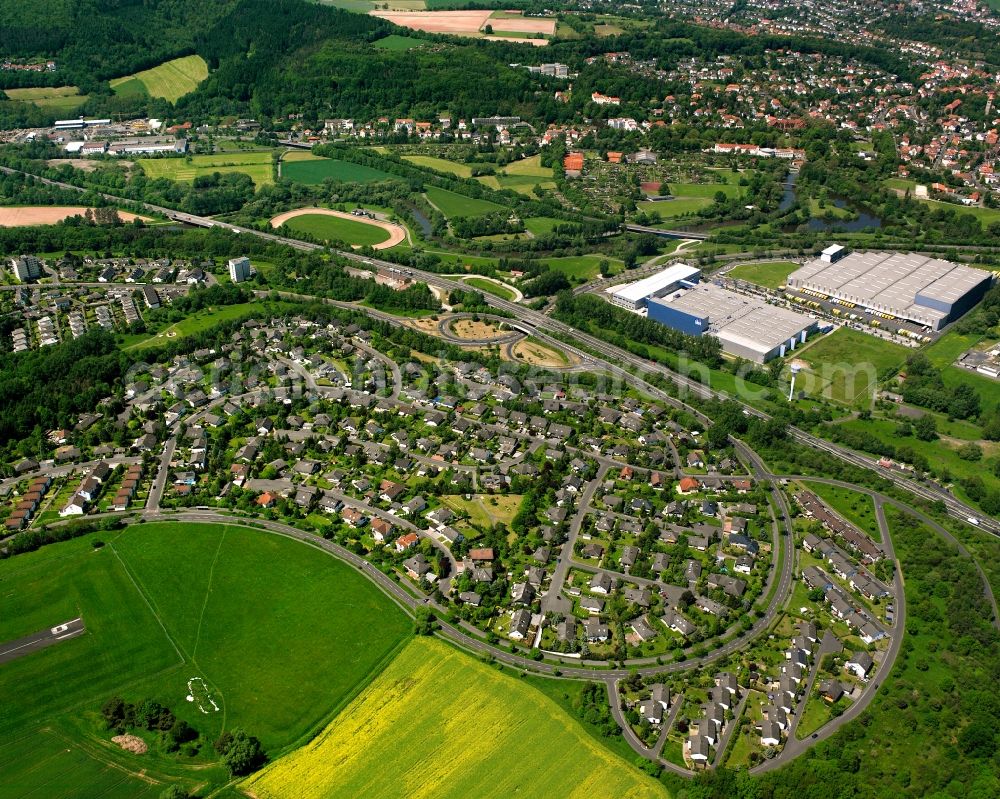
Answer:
xmin=0 ymin=328 xmax=130 ymax=445
xmin=1 ymin=0 xmax=932 ymax=132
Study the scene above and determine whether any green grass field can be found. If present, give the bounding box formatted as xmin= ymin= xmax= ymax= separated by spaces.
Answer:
xmin=281 ymin=213 xmax=392 ymax=246
xmin=836 ymin=417 xmax=1000 ymax=502
xmin=283 ymin=154 xmax=397 ymax=185
xmin=125 ymin=301 xmax=288 ymax=350
xmin=425 ymin=185 xmax=504 ymax=218
xmin=808 ymin=198 xmax=854 ymax=220
xmin=790 ymin=328 xmax=908 ymax=405
xmin=403 ymin=155 xmax=474 ymax=178
xmin=242 ymin=637 xmax=668 ymax=799
xmin=921 ymin=328 xmax=1000 ymax=406
xmin=0 ymin=521 xmax=410 ymax=793
xmin=4 ymin=85 xmax=88 ymax=114
xmin=524 ymin=216 xmax=563 ymax=236
xmin=374 ymin=34 xmax=427 ymax=49
xmin=883 ymin=178 xmax=1000 ymax=225
xmin=109 ymin=55 xmax=208 ymax=103
xmin=542 ymin=254 xmax=622 ymax=280
xmin=439 ymin=493 xmax=523 ymax=527
xmin=637 ymin=198 xmax=713 ymax=219
xmin=463 ymin=276 xmax=517 ymax=300
xmin=139 ymin=151 xmax=274 ymax=187
xmin=727 ymin=260 xmax=800 ymax=290
xmin=667 ymin=181 xmax=742 ymax=199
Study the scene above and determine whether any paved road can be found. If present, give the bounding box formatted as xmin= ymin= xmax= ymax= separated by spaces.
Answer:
xmin=5 ymin=163 xmax=993 ymax=537
xmin=712 ymin=690 xmax=749 ymax=767
xmin=144 ymin=435 xmax=176 ymax=514
xmin=542 ymin=463 xmax=609 ymax=614
xmin=753 ymin=500 xmax=906 ymax=772
xmin=0 ymin=617 xmax=85 ymax=665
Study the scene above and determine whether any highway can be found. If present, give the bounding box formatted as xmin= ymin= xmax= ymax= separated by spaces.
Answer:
xmin=0 ymin=617 xmax=85 ymax=665
xmin=3 ymin=161 xmax=995 ymax=541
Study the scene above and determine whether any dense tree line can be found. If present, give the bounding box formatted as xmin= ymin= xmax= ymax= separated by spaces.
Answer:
xmin=520 ymin=269 xmax=571 ymax=298
xmin=553 ymin=292 xmax=724 ymax=367
xmin=450 ymin=212 xmax=524 ymax=239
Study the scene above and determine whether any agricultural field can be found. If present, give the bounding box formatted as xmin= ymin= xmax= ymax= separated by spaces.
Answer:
xmin=727 ymin=260 xmax=800 ymax=290
xmin=282 ymin=152 xmax=397 ymax=184
xmin=789 ymin=327 xmax=908 ymax=405
xmin=403 ymin=154 xmax=474 ymax=178
xmin=0 ymin=728 xmax=162 ymax=799
xmin=0 ymin=522 xmax=410 ymax=792
xmin=242 ymin=637 xmax=668 ymax=799
xmin=425 ymin=185 xmax=504 ymax=218
xmin=280 ymin=212 xmax=393 ymax=247
xmin=0 ymin=206 xmax=148 ymax=227
xmin=477 ymin=154 xmax=557 ymax=195
xmin=138 ymin=151 xmax=274 ymax=187
xmin=109 ymin=55 xmax=208 ymax=103
xmin=3 ymin=85 xmax=87 ymax=114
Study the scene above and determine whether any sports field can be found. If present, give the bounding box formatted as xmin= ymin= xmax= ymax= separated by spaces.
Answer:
xmin=0 ymin=522 xmax=410 ymax=792
xmin=727 ymin=260 xmax=800 ymax=290
xmin=4 ymin=85 xmax=88 ymax=114
xmin=242 ymin=637 xmax=668 ymax=799
xmin=282 ymin=152 xmax=397 ymax=184
xmin=109 ymin=55 xmax=208 ymax=103
xmin=139 ymin=151 xmax=274 ymax=186
xmin=271 ymin=208 xmax=405 ymax=248
xmin=425 ymin=185 xmax=504 ymax=218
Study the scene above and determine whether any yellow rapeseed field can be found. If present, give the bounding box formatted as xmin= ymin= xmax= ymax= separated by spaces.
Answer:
xmin=242 ymin=637 xmax=669 ymax=799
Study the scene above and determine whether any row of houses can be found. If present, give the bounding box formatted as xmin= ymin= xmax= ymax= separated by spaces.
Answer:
xmin=687 ymin=672 xmax=740 ymax=764
xmin=3 ymin=474 xmax=52 ymax=532
xmin=802 ymin=565 xmax=889 ymax=645
xmin=795 ymin=490 xmax=882 ymax=562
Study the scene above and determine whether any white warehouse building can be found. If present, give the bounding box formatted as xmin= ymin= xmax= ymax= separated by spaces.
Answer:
xmin=610 ymin=264 xmax=702 ymax=311
xmin=787 ymin=249 xmax=993 ymax=331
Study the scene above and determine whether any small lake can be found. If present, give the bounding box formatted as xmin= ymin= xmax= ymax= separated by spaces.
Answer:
xmin=780 ymin=170 xmax=882 ymax=232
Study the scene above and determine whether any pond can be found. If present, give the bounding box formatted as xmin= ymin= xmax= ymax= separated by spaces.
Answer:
xmin=780 ymin=170 xmax=882 ymax=231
